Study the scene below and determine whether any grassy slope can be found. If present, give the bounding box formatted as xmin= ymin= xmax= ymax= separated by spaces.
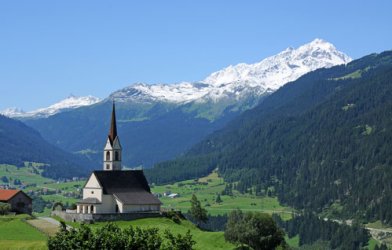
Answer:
xmin=0 ymin=215 xmax=47 ymax=250
xmin=0 ymin=164 xmax=52 ymax=187
xmin=152 ymin=171 xmax=293 ymax=219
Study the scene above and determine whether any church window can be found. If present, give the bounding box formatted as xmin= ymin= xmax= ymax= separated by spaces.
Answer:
xmin=106 ymin=151 xmax=110 ymax=161
xmin=115 ymin=151 xmax=120 ymax=161
xmin=106 ymin=164 xmax=110 ymax=170
xmin=91 ymin=191 xmax=94 ymax=194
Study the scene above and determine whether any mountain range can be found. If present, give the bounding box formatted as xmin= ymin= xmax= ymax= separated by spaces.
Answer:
xmin=1 ymin=95 xmax=101 ymax=119
xmin=146 ymin=50 xmax=392 ymax=224
xmin=2 ymin=39 xmax=350 ymax=120
xmin=3 ymin=39 xmax=351 ymax=169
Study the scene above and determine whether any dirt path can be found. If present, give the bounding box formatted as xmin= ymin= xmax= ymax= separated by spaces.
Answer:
xmin=27 ymin=217 xmax=72 ymax=236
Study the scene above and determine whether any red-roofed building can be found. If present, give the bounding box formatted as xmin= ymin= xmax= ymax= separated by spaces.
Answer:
xmin=0 ymin=189 xmax=32 ymax=214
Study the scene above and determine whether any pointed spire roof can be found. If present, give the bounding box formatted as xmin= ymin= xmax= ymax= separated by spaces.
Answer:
xmin=108 ymin=101 xmax=117 ymax=145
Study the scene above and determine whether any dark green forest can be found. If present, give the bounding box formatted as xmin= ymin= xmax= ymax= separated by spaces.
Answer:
xmin=273 ymin=213 xmax=370 ymax=249
xmin=146 ymin=51 xmax=392 ymax=224
xmin=0 ymin=114 xmax=92 ymax=178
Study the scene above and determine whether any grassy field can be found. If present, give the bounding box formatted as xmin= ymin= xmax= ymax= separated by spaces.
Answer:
xmin=0 ymin=164 xmax=52 ymax=187
xmin=152 ymin=171 xmax=293 ymax=219
xmin=0 ymin=214 xmax=47 ymax=250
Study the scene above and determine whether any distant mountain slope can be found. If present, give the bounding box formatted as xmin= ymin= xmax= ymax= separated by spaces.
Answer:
xmin=1 ymin=95 xmax=100 ymax=118
xmin=23 ymin=39 xmax=350 ymax=168
xmin=0 ymin=115 xmax=92 ymax=178
xmin=146 ymin=51 xmax=392 ymax=224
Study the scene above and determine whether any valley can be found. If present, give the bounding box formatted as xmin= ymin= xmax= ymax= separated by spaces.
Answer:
xmin=1 ymin=164 xmax=392 ymax=249
xmin=0 ymin=39 xmax=390 ymax=250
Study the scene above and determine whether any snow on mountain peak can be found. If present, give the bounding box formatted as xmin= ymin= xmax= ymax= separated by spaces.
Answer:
xmin=2 ymin=39 xmax=352 ymax=118
xmin=112 ymin=39 xmax=351 ymax=104
xmin=1 ymin=95 xmax=101 ymax=118
xmin=203 ymin=38 xmax=351 ymax=90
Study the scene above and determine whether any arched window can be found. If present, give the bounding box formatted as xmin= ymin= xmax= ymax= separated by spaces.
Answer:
xmin=106 ymin=151 xmax=110 ymax=161
xmin=115 ymin=151 xmax=120 ymax=161
xmin=90 ymin=205 xmax=94 ymax=214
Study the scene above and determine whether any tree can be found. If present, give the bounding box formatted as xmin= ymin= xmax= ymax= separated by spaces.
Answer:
xmin=13 ymin=179 xmax=21 ymax=185
xmin=225 ymin=209 xmax=286 ymax=250
xmin=0 ymin=202 xmax=11 ymax=215
xmin=189 ymin=194 xmax=208 ymax=227
xmin=215 ymin=194 xmax=222 ymax=203
xmin=1 ymin=176 xmax=8 ymax=183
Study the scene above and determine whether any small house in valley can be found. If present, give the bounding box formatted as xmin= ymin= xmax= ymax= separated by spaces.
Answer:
xmin=0 ymin=189 xmax=32 ymax=214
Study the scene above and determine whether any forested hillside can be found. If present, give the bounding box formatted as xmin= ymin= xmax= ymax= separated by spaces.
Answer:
xmin=24 ymin=100 xmax=238 ymax=168
xmin=0 ymin=115 xmax=92 ymax=178
xmin=146 ymin=51 xmax=392 ymax=224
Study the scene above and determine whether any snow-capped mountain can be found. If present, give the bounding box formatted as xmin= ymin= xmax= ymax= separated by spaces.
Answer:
xmin=111 ymin=38 xmax=351 ymax=103
xmin=3 ymin=39 xmax=351 ymax=119
xmin=2 ymin=95 xmax=101 ymax=118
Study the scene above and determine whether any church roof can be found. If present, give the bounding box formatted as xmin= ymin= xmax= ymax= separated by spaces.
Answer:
xmin=91 ymin=170 xmax=161 ymax=205
xmin=92 ymin=170 xmax=151 ymax=194
xmin=108 ymin=102 xmax=118 ymax=145
xmin=114 ymin=192 xmax=161 ymax=205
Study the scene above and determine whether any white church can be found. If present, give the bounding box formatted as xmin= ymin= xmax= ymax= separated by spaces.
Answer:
xmin=76 ymin=103 xmax=161 ymax=214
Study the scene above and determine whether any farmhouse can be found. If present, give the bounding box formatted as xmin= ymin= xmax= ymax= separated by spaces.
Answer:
xmin=0 ymin=189 xmax=32 ymax=214
xmin=76 ymin=103 xmax=161 ymax=214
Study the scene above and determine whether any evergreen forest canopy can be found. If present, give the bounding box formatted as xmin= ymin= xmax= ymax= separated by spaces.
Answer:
xmin=146 ymin=51 xmax=392 ymax=224
xmin=0 ymin=114 xmax=92 ymax=178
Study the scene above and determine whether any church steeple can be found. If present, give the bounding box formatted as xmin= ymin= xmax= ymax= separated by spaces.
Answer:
xmin=103 ymin=101 xmax=122 ymax=171
xmin=108 ymin=102 xmax=117 ymax=145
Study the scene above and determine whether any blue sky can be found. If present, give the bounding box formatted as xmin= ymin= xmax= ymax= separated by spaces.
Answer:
xmin=1 ymin=1 xmax=391 ymax=111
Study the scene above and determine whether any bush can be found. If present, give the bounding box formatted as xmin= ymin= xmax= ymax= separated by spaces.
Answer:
xmin=48 ymin=222 xmax=195 ymax=250
xmin=162 ymin=210 xmax=184 ymax=224
xmin=225 ymin=209 xmax=286 ymax=250
xmin=0 ymin=202 xmax=11 ymax=215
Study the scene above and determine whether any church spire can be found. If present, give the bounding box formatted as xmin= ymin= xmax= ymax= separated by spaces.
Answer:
xmin=103 ymin=101 xmax=122 ymax=171
xmin=108 ymin=101 xmax=117 ymax=145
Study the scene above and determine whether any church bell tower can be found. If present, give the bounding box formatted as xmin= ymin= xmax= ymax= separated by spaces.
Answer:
xmin=103 ymin=102 xmax=122 ymax=171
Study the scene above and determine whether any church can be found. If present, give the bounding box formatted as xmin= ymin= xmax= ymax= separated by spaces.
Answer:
xmin=76 ymin=103 xmax=161 ymax=214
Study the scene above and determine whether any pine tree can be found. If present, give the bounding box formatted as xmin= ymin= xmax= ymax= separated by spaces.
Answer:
xmin=215 ymin=194 xmax=222 ymax=203
xmin=189 ymin=194 xmax=208 ymax=227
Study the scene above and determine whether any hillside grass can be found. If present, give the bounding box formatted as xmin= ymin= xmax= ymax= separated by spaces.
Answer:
xmin=0 ymin=164 xmax=52 ymax=187
xmin=0 ymin=214 xmax=47 ymax=250
xmin=152 ymin=171 xmax=293 ymax=219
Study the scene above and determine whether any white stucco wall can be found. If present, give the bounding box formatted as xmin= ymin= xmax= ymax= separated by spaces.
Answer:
xmin=98 ymin=194 xmax=116 ymax=213
xmin=85 ymin=174 xmax=101 ymax=188
xmin=121 ymin=204 xmax=161 ymax=213
xmin=83 ymin=174 xmax=103 ymax=202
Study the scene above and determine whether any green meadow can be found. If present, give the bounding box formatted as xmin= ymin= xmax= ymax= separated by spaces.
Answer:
xmin=152 ymin=171 xmax=293 ymax=219
xmin=0 ymin=215 xmax=46 ymax=250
